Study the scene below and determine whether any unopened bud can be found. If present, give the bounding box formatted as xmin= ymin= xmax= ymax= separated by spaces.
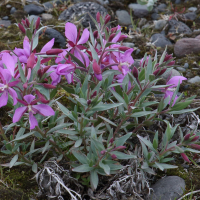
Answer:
xmin=117 ymin=35 xmax=127 ymax=42
xmin=181 ymin=153 xmax=190 ymax=162
xmin=111 ymin=27 xmax=117 ymax=33
xmin=104 ymin=14 xmax=111 ymax=25
xmin=108 ymin=33 xmax=116 ymax=42
xmin=96 ymin=12 xmax=100 ymax=23
xmin=87 ymin=99 xmax=91 ymax=105
xmin=113 ymin=146 xmax=126 ymax=150
xmin=43 ymin=83 xmax=56 ymax=89
xmin=23 ymin=82 xmax=28 ymax=89
xmin=132 ymin=67 xmax=138 ymax=79
xmin=191 ymin=135 xmax=199 ymax=142
xmin=190 ymin=144 xmax=200 ymax=150
xmin=27 ymin=53 xmax=35 ymax=69
xmin=91 ymin=91 xmax=97 ymax=98
xmin=43 ymin=65 xmax=51 ymax=74
xmin=37 ymin=69 xmax=43 ymax=78
xmin=35 ymin=17 xmax=40 ymax=30
xmin=111 ymin=154 xmax=117 ymax=159
xmin=25 ymin=18 xmax=30 ymax=27
xmin=18 ymin=23 xmax=25 ymax=34
xmin=21 ymin=19 xmax=26 ymax=26
xmin=109 ymin=138 xmax=114 ymax=144
xmin=93 ymin=30 xmax=98 ymax=39
xmin=118 ymin=46 xmax=130 ymax=51
xmin=153 ymin=68 xmax=167 ymax=76
xmin=46 ymin=49 xmax=63 ymax=55
xmin=184 ymin=133 xmax=191 ymax=141
xmin=101 ymin=150 xmax=106 ymax=155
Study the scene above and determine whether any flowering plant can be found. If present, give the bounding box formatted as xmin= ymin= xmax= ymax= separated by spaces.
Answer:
xmin=0 ymin=13 xmax=199 ymax=198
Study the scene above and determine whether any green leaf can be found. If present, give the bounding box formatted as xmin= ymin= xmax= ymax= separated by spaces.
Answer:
xmin=56 ymin=129 xmax=79 ymax=135
xmin=168 ymin=108 xmax=200 ymax=115
xmin=47 ymin=123 xmax=73 ymax=134
xmin=34 ymin=85 xmax=50 ymax=99
xmin=99 ymin=116 xmax=117 ymax=127
xmin=67 ymin=52 xmax=86 ymax=68
xmin=153 ymin=131 xmax=158 ymax=149
xmin=72 ymin=151 xmax=88 ymax=164
xmin=91 ymin=138 xmax=105 ymax=151
xmin=10 ymin=154 xmax=18 ymax=168
xmin=170 ymin=100 xmax=192 ymax=111
xmin=154 ymin=162 xmax=178 ymax=171
xmin=88 ymin=41 xmax=99 ymax=62
xmin=11 ymin=131 xmax=34 ymax=142
xmin=90 ymin=169 xmax=99 ymax=190
xmin=73 ymin=164 xmax=93 ymax=172
xmin=131 ymin=110 xmax=156 ymax=118
xmin=111 ymin=151 xmax=136 ymax=159
xmin=32 ymin=163 xmax=37 ymax=173
xmin=75 ymin=138 xmax=82 ymax=147
xmin=17 ymin=59 xmax=26 ymax=83
xmin=15 ymin=127 xmax=25 ymax=139
xmin=115 ymin=132 xmax=132 ymax=147
xmin=137 ymin=135 xmax=156 ymax=153
xmin=99 ymin=160 xmax=110 ymax=175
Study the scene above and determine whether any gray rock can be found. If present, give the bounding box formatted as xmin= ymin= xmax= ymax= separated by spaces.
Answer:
xmin=0 ymin=20 xmax=11 ymax=28
xmin=122 ymin=42 xmax=135 ymax=48
xmin=58 ymin=2 xmax=107 ymax=28
xmin=188 ymin=7 xmax=197 ymax=12
xmin=41 ymin=13 xmax=53 ymax=21
xmin=150 ymin=33 xmax=172 ymax=48
xmin=128 ymin=3 xmax=148 ymax=11
xmin=43 ymin=0 xmax=68 ymax=11
xmin=134 ymin=9 xmax=149 ymax=18
xmin=2 ymin=16 xmax=9 ymax=20
xmin=154 ymin=20 xmax=167 ymax=30
xmin=188 ymin=76 xmax=200 ymax=84
xmin=174 ymin=38 xmax=200 ymax=57
xmin=138 ymin=18 xmax=147 ymax=27
xmin=176 ymin=67 xmax=186 ymax=72
xmin=6 ymin=4 xmax=11 ymax=8
xmin=168 ymin=19 xmax=192 ymax=34
xmin=161 ymin=69 xmax=181 ymax=80
xmin=135 ymin=49 xmax=141 ymax=55
xmin=157 ymin=3 xmax=167 ymax=12
xmin=10 ymin=7 xmax=16 ymax=14
xmin=26 ymin=0 xmax=39 ymax=2
xmin=184 ymin=12 xmax=196 ymax=20
xmin=145 ymin=176 xmax=185 ymax=200
xmin=43 ymin=28 xmax=66 ymax=48
xmin=184 ymin=63 xmax=189 ymax=68
xmin=116 ymin=10 xmax=132 ymax=26
xmin=24 ymin=4 xmax=44 ymax=15
xmin=151 ymin=13 xmax=160 ymax=20
xmin=29 ymin=15 xmax=40 ymax=24
xmin=175 ymin=0 xmax=182 ymax=4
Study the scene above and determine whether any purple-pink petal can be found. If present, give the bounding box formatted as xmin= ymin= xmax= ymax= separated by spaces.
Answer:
xmin=166 ymin=76 xmax=187 ymax=88
xmin=13 ymin=106 xmax=28 ymax=123
xmin=32 ymin=104 xmax=55 ymax=116
xmin=0 ymin=91 xmax=8 ymax=108
xmin=77 ymin=28 xmax=89 ymax=45
xmin=24 ymin=94 xmax=35 ymax=104
xmin=74 ymin=49 xmax=90 ymax=67
xmin=65 ymin=22 xmax=77 ymax=44
xmin=0 ymin=68 xmax=12 ymax=84
xmin=56 ymin=64 xmax=74 ymax=75
xmin=40 ymin=38 xmax=55 ymax=53
xmin=29 ymin=112 xmax=38 ymax=130
xmin=8 ymin=88 xmax=18 ymax=105
xmin=2 ymin=53 xmax=15 ymax=76
xmin=8 ymin=80 xmax=20 ymax=87
xmin=95 ymin=74 xmax=102 ymax=81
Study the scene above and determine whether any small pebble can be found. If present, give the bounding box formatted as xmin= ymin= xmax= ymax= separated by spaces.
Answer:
xmin=175 ymin=0 xmax=181 ymax=4
xmin=6 ymin=4 xmax=11 ymax=8
xmin=10 ymin=7 xmax=16 ymax=14
xmin=151 ymin=13 xmax=160 ymax=20
xmin=184 ymin=63 xmax=189 ymax=68
xmin=2 ymin=16 xmax=9 ymax=20
xmin=135 ymin=49 xmax=141 ymax=55
xmin=176 ymin=67 xmax=186 ymax=72
xmin=188 ymin=7 xmax=197 ymax=12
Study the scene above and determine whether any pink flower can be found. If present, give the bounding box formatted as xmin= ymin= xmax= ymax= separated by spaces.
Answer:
xmin=93 ymin=59 xmax=102 ymax=81
xmin=13 ymin=94 xmax=55 ymax=129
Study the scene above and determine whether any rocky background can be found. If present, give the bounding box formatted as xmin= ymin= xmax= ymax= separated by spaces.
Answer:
xmin=1 ymin=0 xmax=200 ymax=199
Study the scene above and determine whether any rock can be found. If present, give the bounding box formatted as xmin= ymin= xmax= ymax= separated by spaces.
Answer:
xmin=174 ymin=38 xmax=200 ymax=57
xmin=2 ymin=16 xmax=9 ymax=20
xmin=134 ymin=9 xmax=149 ymax=18
xmin=128 ymin=3 xmax=148 ymax=11
xmin=175 ymin=0 xmax=182 ymax=4
xmin=157 ymin=3 xmax=167 ymax=12
xmin=26 ymin=0 xmax=39 ymax=2
xmin=188 ymin=76 xmax=200 ymax=84
xmin=161 ymin=69 xmax=181 ymax=80
xmin=29 ymin=15 xmax=40 ymax=24
xmin=10 ymin=7 xmax=16 ymax=14
xmin=0 ymin=20 xmax=11 ymax=28
xmin=195 ymin=35 xmax=200 ymax=40
xmin=184 ymin=63 xmax=189 ymax=68
xmin=168 ymin=19 xmax=192 ymax=34
xmin=145 ymin=176 xmax=185 ymax=200
xmin=176 ymin=67 xmax=186 ymax=72
xmin=0 ymin=186 xmax=29 ymax=200
xmin=138 ymin=18 xmax=147 ymax=27
xmin=6 ymin=4 xmax=11 ymax=8
xmin=24 ymin=4 xmax=45 ymax=15
xmin=184 ymin=12 xmax=196 ymax=20
xmin=151 ymin=13 xmax=160 ymax=20
xmin=188 ymin=7 xmax=197 ymax=12
xmin=41 ymin=13 xmax=53 ymax=21
xmin=122 ymin=42 xmax=135 ymax=48
xmin=135 ymin=49 xmax=141 ymax=55
xmin=58 ymin=2 xmax=107 ymax=28
xmin=150 ymin=34 xmax=172 ymax=48
xmin=154 ymin=20 xmax=167 ymax=30
xmin=43 ymin=0 xmax=68 ymax=11
xmin=116 ymin=10 xmax=132 ymax=26
xmin=43 ymin=28 xmax=66 ymax=48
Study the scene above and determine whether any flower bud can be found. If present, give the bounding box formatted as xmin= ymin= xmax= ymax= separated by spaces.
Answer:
xmin=132 ymin=67 xmax=138 ymax=79
xmin=23 ymin=82 xmax=28 ymax=89
xmin=43 ymin=65 xmax=51 ymax=74
xmin=181 ymin=153 xmax=190 ymax=162
xmin=109 ymin=137 xmax=114 ymax=144
xmin=153 ymin=68 xmax=167 ymax=76
xmin=113 ymin=146 xmax=126 ymax=150
xmin=101 ymin=150 xmax=106 ymax=155
xmin=18 ymin=23 xmax=25 ymax=34
xmin=91 ymin=91 xmax=97 ymax=98
xmin=104 ymin=14 xmax=111 ymax=25
xmin=118 ymin=46 xmax=130 ymax=51
xmin=108 ymin=33 xmax=116 ymax=42
xmin=117 ymin=35 xmax=127 ymax=42
xmin=87 ymin=99 xmax=91 ymax=105
xmin=43 ymin=83 xmax=56 ymax=89
xmin=25 ymin=18 xmax=30 ymax=27
xmin=93 ymin=30 xmax=98 ymax=39
xmin=96 ymin=12 xmax=100 ymax=23
xmin=111 ymin=27 xmax=117 ymax=33
xmin=27 ymin=53 xmax=35 ymax=69
xmin=191 ymin=135 xmax=199 ymax=142
xmin=46 ymin=49 xmax=63 ymax=55
xmin=21 ymin=19 xmax=26 ymax=27
xmin=184 ymin=133 xmax=191 ymax=141
xmin=37 ymin=69 xmax=43 ymax=78
xmin=190 ymin=144 xmax=200 ymax=150
xmin=111 ymin=154 xmax=117 ymax=159
xmin=35 ymin=17 xmax=40 ymax=30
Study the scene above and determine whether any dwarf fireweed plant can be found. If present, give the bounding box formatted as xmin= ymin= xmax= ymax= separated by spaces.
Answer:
xmin=0 ymin=13 xmax=200 ymax=193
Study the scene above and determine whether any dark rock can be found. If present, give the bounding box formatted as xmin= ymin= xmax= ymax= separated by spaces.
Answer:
xmin=188 ymin=76 xmax=200 ymax=83
xmin=24 ymin=4 xmax=45 ymax=15
xmin=188 ymin=7 xmax=197 ymax=12
xmin=43 ymin=28 xmax=66 ymax=48
xmin=135 ymin=49 xmax=141 ymax=55
xmin=145 ymin=176 xmax=185 ymax=200
xmin=0 ymin=20 xmax=11 ymax=28
xmin=174 ymin=38 xmax=200 ymax=57
xmin=10 ymin=7 xmax=16 ymax=14
xmin=151 ymin=13 xmax=160 ymax=20
xmin=43 ymin=0 xmax=68 ymax=11
xmin=157 ymin=3 xmax=167 ymax=12
xmin=2 ymin=16 xmax=9 ymax=20
xmin=184 ymin=63 xmax=189 ymax=68
xmin=184 ymin=12 xmax=196 ymax=20
xmin=116 ymin=10 xmax=132 ymax=26
xmin=168 ymin=19 xmax=192 ymax=34
xmin=150 ymin=33 xmax=172 ymax=48
xmin=29 ymin=15 xmax=40 ymax=24
xmin=154 ymin=20 xmax=167 ymax=30
xmin=129 ymin=3 xmax=148 ymax=11
xmin=58 ymin=2 xmax=107 ymax=28
xmin=175 ymin=0 xmax=182 ymax=4
xmin=134 ymin=9 xmax=149 ymax=18
xmin=176 ymin=66 xmax=186 ymax=72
